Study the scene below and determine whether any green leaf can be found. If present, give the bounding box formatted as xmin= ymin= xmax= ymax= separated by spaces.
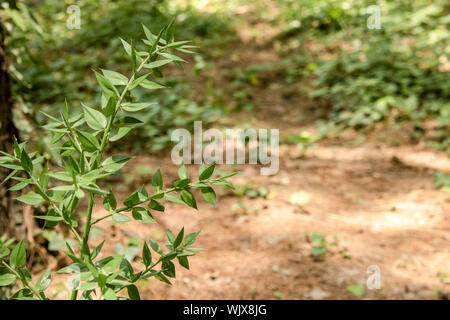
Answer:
xmin=103 ymin=190 xmax=117 ymax=211
xmin=91 ymin=241 xmax=105 ymax=260
xmin=184 ymin=231 xmax=200 ymax=246
xmin=76 ymin=130 xmax=100 ymax=153
xmin=112 ymin=213 xmax=130 ymax=224
xmin=35 ymin=215 xmax=63 ymax=222
xmin=48 ymin=171 xmax=73 ymax=182
xmin=173 ymin=227 xmax=184 ymax=249
xmin=131 ymin=40 xmax=137 ymax=73
xmin=113 ymin=116 xmax=143 ymax=127
xmin=164 ymin=40 xmax=191 ymax=49
xmin=149 ymin=238 xmax=163 ymax=255
xmin=9 ymin=181 xmax=30 ymax=191
xmin=40 ymin=164 xmax=49 ymax=189
xmin=158 ymin=52 xmax=185 ymax=62
xmin=180 ymin=190 xmax=197 ymax=209
xmin=102 ymin=155 xmax=131 ymax=173
xmin=312 ymin=246 xmax=327 ymax=257
xmin=102 ymin=255 xmax=123 ymax=274
xmin=101 ymin=69 xmax=128 ymax=86
xmin=166 ymin=229 xmax=175 ymax=244
xmin=20 ymin=150 xmax=33 ymax=173
xmin=109 ymin=127 xmax=132 ymax=142
xmin=80 ymin=169 xmax=110 ymax=184
xmin=176 ymin=252 xmax=195 ymax=257
xmin=143 ymin=59 xmax=172 ymax=69
xmin=142 ymin=24 xmax=156 ymax=43
xmin=50 ymin=185 xmax=75 ymax=192
xmin=162 ymin=260 xmax=176 ymax=278
xmin=66 ymin=156 xmax=80 ymax=175
xmin=201 ymin=187 xmax=216 ymax=206
xmin=82 ymin=104 xmax=107 ymax=131
xmin=199 ymin=163 xmax=215 ymax=180
xmin=150 ymin=192 xmax=164 ymax=200
xmin=124 ymin=185 xmax=148 ymax=207
xmin=154 ymin=273 xmax=171 ymax=285
xmin=347 ymin=284 xmax=365 ymax=296
xmin=97 ymin=274 xmax=107 ymax=288
xmin=10 ymin=240 xmax=26 ymax=268
xmin=0 ymin=247 xmax=10 ymax=258
xmin=120 ymin=38 xmax=132 ymax=55
xmin=184 ymin=247 xmax=204 ymax=252
xmin=102 ymin=287 xmax=117 ymax=300
xmin=129 ymin=74 xmax=149 ymax=90
xmin=13 ymin=137 xmax=21 ymax=158
xmin=190 ymin=182 xmax=210 ymax=189
xmin=43 ymin=208 xmax=59 ymax=229
xmin=164 ymin=193 xmax=185 ymax=204
xmin=10 ymin=288 xmax=33 ymax=300
xmin=148 ymin=199 xmax=165 ymax=212
xmin=18 ymin=267 xmax=32 ymax=282
xmin=219 ymin=172 xmax=239 ymax=179
xmin=0 ymin=273 xmax=17 ymax=286
xmin=152 ymin=169 xmax=163 ymax=192
xmin=165 ymin=19 xmax=176 ymax=43
xmin=16 ymin=192 xmax=44 ymax=206
xmin=127 ymin=284 xmax=140 ymax=300
xmin=62 ymin=99 xmax=69 ymax=121
xmin=142 ymin=242 xmax=152 ymax=267
xmin=173 ymin=178 xmax=189 ymax=189
xmin=94 ymin=70 xmax=118 ymax=98
xmin=178 ymin=164 xmax=188 ymax=180
xmin=132 ymin=207 xmax=155 ymax=224
xmin=139 ymin=79 xmax=166 ymax=90
xmin=121 ymin=102 xmax=156 ymax=112
xmin=152 ymin=26 xmax=167 ymax=50
xmin=36 ymin=269 xmax=51 ymax=292
xmin=104 ymin=96 xmax=116 ymax=117
xmin=84 ymin=183 xmax=106 ymax=195
xmin=80 ymin=281 xmax=97 ymax=291
xmin=177 ymin=256 xmax=189 ymax=270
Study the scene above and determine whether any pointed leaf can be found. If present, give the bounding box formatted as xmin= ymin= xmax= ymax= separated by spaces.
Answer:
xmin=10 ymin=240 xmax=26 ymax=268
xmin=82 ymin=104 xmax=107 ymax=131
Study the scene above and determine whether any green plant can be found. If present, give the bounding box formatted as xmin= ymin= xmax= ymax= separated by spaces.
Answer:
xmin=276 ymin=0 xmax=450 ymax=152
xmin=347 ymin=284 xmax=365 ymax=297
xmin=434 ymin=171 xmax=450 ymax=192
xmin=234 ymin=182 xmax=269 ymax=199
xmin=0 ymin=23 xmax=235 ymax=300
xmin=309 ymin=233 xmax=327 ymax=259
xmin=308 ymin=232 xmax=339 ymax=261
xmin=285 ymin=131 xmax=319 ymax=155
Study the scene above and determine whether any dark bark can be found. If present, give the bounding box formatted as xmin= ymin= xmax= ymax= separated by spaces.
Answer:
xmin=0 ymin=20 xmax=20 ymax=237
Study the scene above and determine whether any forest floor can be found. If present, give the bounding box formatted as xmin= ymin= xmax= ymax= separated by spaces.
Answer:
xmin=48 ymin=4 xmax=450 ymax=299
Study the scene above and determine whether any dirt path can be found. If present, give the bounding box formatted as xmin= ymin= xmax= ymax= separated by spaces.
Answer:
xmin=50 ymin=4 xmax=450 ymax=299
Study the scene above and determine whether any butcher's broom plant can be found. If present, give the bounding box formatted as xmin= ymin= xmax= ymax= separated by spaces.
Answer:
xmin=0 ymin=23 xmax=235 ymax=300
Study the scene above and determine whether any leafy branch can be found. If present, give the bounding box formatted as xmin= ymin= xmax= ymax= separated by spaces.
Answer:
xmin=0 ymin=23 xmax=235 ymax=300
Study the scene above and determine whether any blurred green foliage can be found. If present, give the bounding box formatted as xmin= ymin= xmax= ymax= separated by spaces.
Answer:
xmin=275 ymin=0 xmax=449 ymax=151
xmin=2 ymin=0 xmax=449 ymax=153
xmin=2 ymin=0 xmax=235 ymax=152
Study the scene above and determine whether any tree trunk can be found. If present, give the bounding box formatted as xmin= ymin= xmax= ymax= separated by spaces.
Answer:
xmin=0 ymin=20 xmax=20 ymax=237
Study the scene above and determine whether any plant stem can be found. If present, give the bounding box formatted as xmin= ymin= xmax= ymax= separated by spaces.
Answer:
xmin=70 ymin=289 xmax=78 ymax=300
xmin=28 ymin=174 xmax=82 ymax=243
xmin=1 ymin=260 xmax=44 ymax=300
xmin=95 ymin=54 xmax=151 ymax=164
xmin=81 ymin=192 xmax=95 ymax=260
